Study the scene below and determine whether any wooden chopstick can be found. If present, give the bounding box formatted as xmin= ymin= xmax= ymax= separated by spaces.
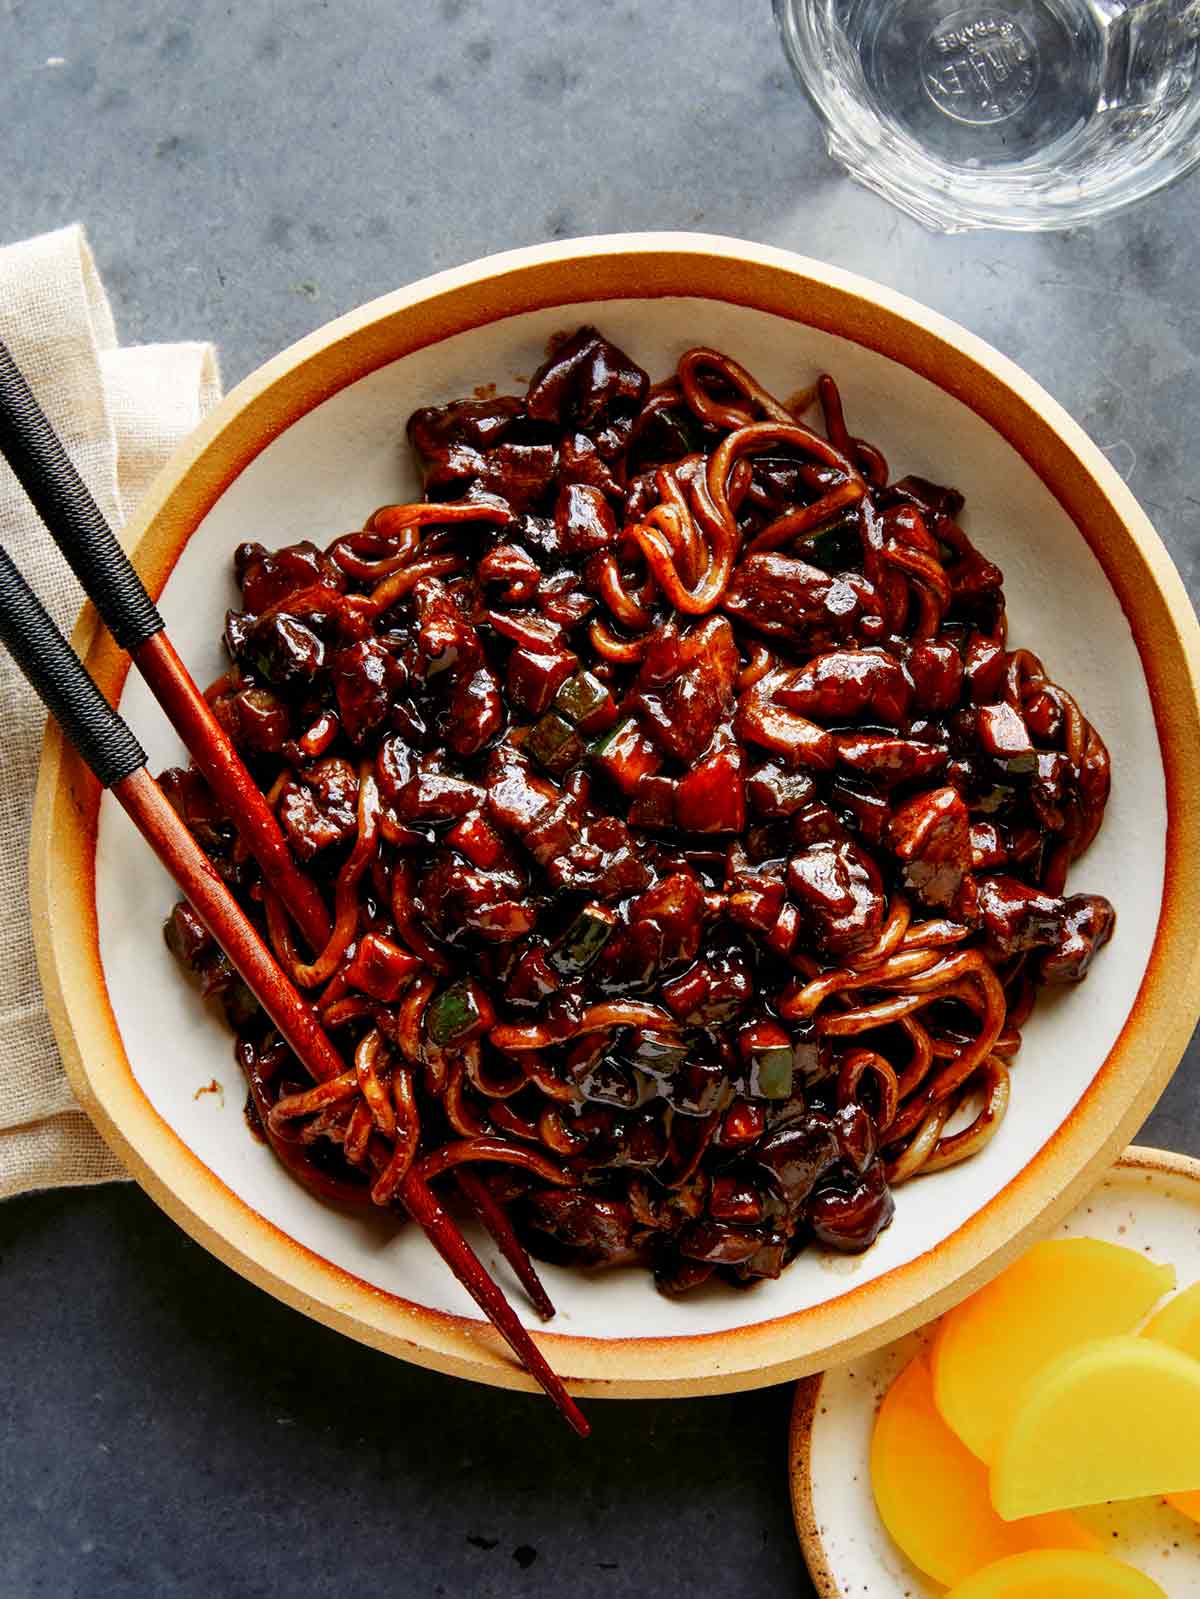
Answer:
xmin=0 ymin=336 xmax=558 ymax=1321
xmin=136 ymin=634 xmax=557 ymax=1318
xmin=119 ymin=762 xmax=584 ymax=1429
xmin=0 ymin=547 xmax=587 ymax=1437
xmin=0 ymin=339 xmax=330 ymax=954
xmin=454 ymin=1168 xmax=557 ymax=1321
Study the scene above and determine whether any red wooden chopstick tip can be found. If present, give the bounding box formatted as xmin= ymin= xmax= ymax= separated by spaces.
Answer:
xmin=113 ymin=770 xmax=586 ymax=1436
xmin=400 ymin=1170 xmax=588 ymax=1436
xmin=455 ymin=1166 xmax=557 ymax=1322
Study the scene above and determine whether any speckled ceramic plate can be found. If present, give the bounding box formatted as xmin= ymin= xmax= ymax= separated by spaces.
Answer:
xmin=790 ymin=1145 xmax=1200 ymax=1595
xmin=31 ymin=234 xmax=1200 ymax=1398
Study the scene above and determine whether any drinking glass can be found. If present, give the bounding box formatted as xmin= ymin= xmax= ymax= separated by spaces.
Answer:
xmin=774 ymin=0 xmax=1200 ymax=229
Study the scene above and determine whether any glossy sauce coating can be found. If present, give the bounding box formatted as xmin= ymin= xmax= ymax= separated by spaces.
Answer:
xmin=161 ymin=329 xmax=1114 ymax=1293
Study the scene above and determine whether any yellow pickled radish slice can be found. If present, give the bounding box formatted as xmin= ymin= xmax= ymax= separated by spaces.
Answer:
xmin=1143 ymin=1278 xmax=1200 ymax=1353
xmin=944 ymin=1550 xmax=1166 ymax=1599
xmin=1142 ymin=1279 xmax=1200 ymax=1520
xmin=990 ymin=1334 xmax=1200 ymax=1521
xmin=933 ymin=1239 xmax=1175 ymax=1461
xmin=870 ymin=1353 xmax=1097 ymax=1588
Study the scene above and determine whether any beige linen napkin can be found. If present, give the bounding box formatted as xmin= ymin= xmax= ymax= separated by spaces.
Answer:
xmin=0 ymin=224 xmax=220 ymax=1199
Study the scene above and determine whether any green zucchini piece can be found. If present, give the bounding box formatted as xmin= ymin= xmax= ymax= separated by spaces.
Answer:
xmin=999 ymin=752 xmax=1038 ymax=776
xmin=739 ymin=1020 xmax=796 ymax=1101
xmin=426 ymin=979 xmax=490 ymax=1045
xmin=627 ymin=1028 xmax=693 ymax=1078
xmin=527 ymin=710 xmax=586 ymax=776
xmin=803 ymin=513 xmax=861 ymax=573
xmin=554 ymin=670 xmax=616 ymax=733
xmin=748 ymin=1043 xmax=795 ymax=1101
xmin=549 ymin=903 xmax=616 ymax=974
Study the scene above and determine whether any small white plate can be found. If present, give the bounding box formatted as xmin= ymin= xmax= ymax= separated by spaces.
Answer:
xmin=790 ymin=1145 xmax=1200 ymax=1596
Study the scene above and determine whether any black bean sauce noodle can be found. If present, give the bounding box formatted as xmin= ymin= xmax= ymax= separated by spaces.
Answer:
xmin=161 ymin=328 xmax=1115 ymax=1294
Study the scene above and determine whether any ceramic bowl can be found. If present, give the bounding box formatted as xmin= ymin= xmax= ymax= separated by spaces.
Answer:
xmin=32 ymin=233 xmax=1200 ymax=1397
xmin=789 ymin=1145 xmax=1200 ymax=1595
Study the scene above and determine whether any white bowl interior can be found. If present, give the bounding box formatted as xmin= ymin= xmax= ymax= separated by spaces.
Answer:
xmin=95 ymin=297 xmax=1164 ymax=1339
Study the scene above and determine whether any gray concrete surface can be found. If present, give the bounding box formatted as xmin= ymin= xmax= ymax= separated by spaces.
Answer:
xmin=1 ymin=2 xmax=1198 ymax=1594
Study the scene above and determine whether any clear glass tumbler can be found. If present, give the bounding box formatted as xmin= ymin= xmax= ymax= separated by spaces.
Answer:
xmin=774 ymin=0 xmax=1200 ymax=230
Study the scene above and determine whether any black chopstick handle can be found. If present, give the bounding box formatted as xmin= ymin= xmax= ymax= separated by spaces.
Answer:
xmin=0 ymin=339 xmax=163 ymax=650
xmin=0 ymin=547 xmax=146 ymax=787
